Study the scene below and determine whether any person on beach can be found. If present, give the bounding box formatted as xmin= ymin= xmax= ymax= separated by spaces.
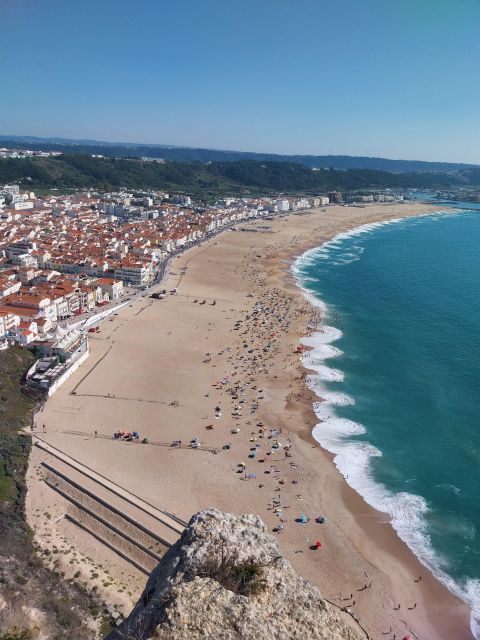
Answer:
xmin=42 ymin=424 xmax=46 ymax=433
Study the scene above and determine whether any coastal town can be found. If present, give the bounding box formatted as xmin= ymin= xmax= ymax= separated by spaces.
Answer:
xmin=3 ymin=178 xmax=463 ymax=640
xmin=0 ymin=187 xmax=314 ymax=335
xmin=0 ymin=182 xmax=405 ymax=392
xmin=23 ymin=197 xmax=460 ymax=640
xmin=0 ymin=145 xmax=63 ymax=160
xmin=1 ymin=0 xmax=479 ymax=638
xmin=0 ymin=172 xmax=472 ymax=640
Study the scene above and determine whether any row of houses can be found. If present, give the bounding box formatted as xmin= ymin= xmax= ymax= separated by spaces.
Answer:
xmin=0 ymin=187 xmax=336 ymax=347
xmin=0 ymin=268 xmax=123 ymax=344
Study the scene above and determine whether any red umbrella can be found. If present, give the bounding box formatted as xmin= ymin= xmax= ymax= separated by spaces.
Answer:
xmin=315 ymin=540 xmax=322 ymax=549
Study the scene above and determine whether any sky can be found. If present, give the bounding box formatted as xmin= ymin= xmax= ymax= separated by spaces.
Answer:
xmin=1 ymin=0 xmax=479 ymax=163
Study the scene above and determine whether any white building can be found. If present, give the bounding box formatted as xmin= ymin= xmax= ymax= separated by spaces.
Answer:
xmin=114 ymin=263 xmax=153 ymax=286
xmin=172 ymin=195 xmax=192 ymax=206
xmin=95 ymin=277 xmax=124 ymax=300
xmin=274 ymin=199 xmax=290 ymax=212
xmin=13 ymin=200 xmax=34 ymax=211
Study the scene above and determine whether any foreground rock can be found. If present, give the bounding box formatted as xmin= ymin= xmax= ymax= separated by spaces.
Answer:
xmin=106 ymin=509 xmax=361 ymax=640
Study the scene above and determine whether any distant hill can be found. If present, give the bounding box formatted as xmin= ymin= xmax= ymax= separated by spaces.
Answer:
xmin=1 ymin=154 xmax=479 ymax=199
xmin=1 ymin=135 xmax=478 ymax=173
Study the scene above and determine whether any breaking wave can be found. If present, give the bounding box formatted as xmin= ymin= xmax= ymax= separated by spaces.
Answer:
xmin=292 ymin=212 xmax=480 ymax=639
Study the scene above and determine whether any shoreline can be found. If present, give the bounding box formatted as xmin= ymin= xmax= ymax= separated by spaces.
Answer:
xmin=26 ymin=202 xmax=473 ymax=640
xmin=265 ymin=205 xmax=473 ymax=640
xmin=285 ymin=208 xmax=479 ymax=639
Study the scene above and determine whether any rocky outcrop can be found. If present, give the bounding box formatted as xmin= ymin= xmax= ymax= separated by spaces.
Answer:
xmin=106 ymin=509 xmax=361 ymax=640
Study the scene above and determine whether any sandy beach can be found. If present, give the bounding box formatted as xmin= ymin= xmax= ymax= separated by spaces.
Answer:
xmin=26 ymin=202 xmax=473 ymax=639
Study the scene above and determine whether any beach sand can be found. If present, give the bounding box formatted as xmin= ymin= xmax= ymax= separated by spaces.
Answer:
xmin=26 ymin=202 xmax=473 ymax=639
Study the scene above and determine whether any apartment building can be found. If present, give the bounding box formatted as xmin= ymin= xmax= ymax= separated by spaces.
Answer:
xmin=95 ymin=277 xmax=124 ymax=300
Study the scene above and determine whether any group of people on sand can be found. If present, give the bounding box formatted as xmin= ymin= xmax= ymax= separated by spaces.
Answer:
xmin=194 ymin=247 xmax=423 ymax=640
xmin=198 ymin=275 xmax=326 ymax=560
xmin=200 ymin=284 xmax=321 ymax=557
xmin=112 ymin=430 xmax=140 ymax=441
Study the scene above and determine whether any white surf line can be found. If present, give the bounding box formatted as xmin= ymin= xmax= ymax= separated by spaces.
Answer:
xmin=292 ymin=208 xmax=480 ymax=639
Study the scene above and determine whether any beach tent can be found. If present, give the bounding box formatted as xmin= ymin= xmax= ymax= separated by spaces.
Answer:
xmin=296 ymin=514 xmax=309 ymax=524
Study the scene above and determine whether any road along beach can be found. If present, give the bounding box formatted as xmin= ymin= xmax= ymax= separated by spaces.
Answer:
xmin=26 ymin=201 xmax=473 ymax=639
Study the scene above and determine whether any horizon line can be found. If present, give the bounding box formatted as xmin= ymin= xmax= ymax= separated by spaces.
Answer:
xmin=0 ymin=133 xmax=479 ymax=168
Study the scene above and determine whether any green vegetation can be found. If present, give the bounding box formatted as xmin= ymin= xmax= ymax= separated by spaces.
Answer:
xmin=198 ymin=549 xmax=268 ymax=597
xmin=0 ymin=463 xmax=14 ymax=502
xmin=99 ymin=619 xmax=114 ymax=637
xmin=1 ymin=154 xmax=479 ymax=199
xmin=230 ymin=560 xmax=266 ymax=596
xmin=0 ymin=348 xmax=38 ymax=539
xmin=0 ymin=629 xmax=35 ymax=640
xmin=0 ymin=348 xmax=105 ymax=639
xmin=1 ymin=136 xmax=479 ymax=172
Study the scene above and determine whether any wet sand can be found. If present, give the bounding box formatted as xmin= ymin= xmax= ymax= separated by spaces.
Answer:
xmin=26 ymin=202 xmax=473 ymax=639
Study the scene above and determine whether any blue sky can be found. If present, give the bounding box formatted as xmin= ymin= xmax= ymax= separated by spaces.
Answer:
xmin=1 ymin=0 xmax=479 ymax=162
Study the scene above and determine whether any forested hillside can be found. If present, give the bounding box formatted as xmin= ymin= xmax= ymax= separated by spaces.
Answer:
xmin=1 ymin=154 xmax=479 ymax=198
xmin=1 ymin=136 xmax=479 ymax=173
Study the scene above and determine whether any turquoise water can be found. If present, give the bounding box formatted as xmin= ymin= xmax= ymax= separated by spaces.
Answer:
xmin=293 ymin=208 xmax=480 ymax=637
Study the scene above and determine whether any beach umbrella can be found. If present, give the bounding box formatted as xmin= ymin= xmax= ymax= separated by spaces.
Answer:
xmin=296 ymin=514 xmax=309 ymax=524
xmin=314 ymin=541 xmax=322 ymax=549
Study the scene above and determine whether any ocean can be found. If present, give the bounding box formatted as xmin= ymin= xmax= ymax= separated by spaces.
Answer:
xmin=292 ymin=205 xmax=480 ymax=638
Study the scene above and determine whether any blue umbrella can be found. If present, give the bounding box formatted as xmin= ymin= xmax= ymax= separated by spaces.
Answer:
xmin=296 ymin=514 xmax=309 ymax=524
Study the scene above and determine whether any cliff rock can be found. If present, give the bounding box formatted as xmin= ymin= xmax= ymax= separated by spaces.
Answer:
xmin=106 ymin=508 xmax=361 ymax=640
